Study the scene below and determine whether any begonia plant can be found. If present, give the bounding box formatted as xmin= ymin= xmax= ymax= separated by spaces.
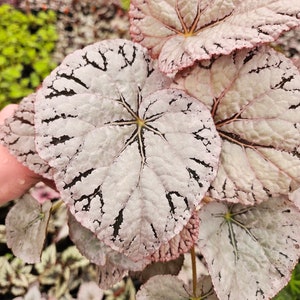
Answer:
xmin=1 ymin=0 xmax=300 ymax=299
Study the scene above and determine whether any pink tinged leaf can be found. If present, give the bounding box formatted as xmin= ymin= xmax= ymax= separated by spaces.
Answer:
xmin=5 ymin=193 xmax=52 ymax=264
xmin=130 ymin=0 xmax=300 ymax=75
xmin=0 ymin=94 xmax=53 ymax=179
xmin=198 ymin=197 xmax=300 ymax=300
xmin=136 ymin=274 xmax=217 ymax=300
xmin=77 ymin=281 xmax=104 ymax=300
xmin=30 ymin=182 xmax=60 ymax=204
xmin=289 ymin=188 xmax=300 ymax=210
xmin=96 ymin=261 xmax=128 ymax=290
xmin=173 ymin=46 xmax=300 ymax=205
xmin=131 ymin=256 xmax=184 ymax=284
xmin=150 ymin=209 xmax=199 ymax=262
xmin=68 ymin=212 xmax=150 ymax=272
xmin=35 ymin=39 xmax=221 ymax=261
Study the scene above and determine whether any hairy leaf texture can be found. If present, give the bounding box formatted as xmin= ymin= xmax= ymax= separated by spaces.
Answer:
xmin=34 ymin=39 xmax=221 ymax=260
xmin=173 ymin=46 xmax=300 ymax=204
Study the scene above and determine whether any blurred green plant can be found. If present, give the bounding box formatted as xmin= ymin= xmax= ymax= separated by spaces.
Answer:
xmin=0 ymin=4 xmax=58 ymax=109
xmin=274 ymin=262 xmax=300 ymax=300
xmin=120 ymin=0 xmax=130 ymax=11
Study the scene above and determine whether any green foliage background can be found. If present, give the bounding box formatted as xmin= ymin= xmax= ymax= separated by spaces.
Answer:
xmin=0 ymin=4 xmax=58 ymax=109
xmin=274 ymin=262 xmax=300 ymax=300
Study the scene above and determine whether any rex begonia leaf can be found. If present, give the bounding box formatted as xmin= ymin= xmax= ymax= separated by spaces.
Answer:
xmin=5 ymin=193 xmax=52 ymax=264
xmin=173 ymin=46 xmax=300 ymax=205
xmin=34 ymin=39 xmax=221 ymax=260
xmin=132 ymin=255 xmax=184 ymax=284
xmin=198 ymin=197 xmax=300 ymax=300
xmin=289 ymin=188 xmax=300 ymax=210
xmin=96 ymin=261 xmax=127 ymax=290
xmin=136 ymin=274 xmax=217 ymax=300
xmin=0 ymin=94 xmax=53 ymax=179
xmin=130 ymin=0 xmax=300 ymax=75
xmin=68 ymin=212 xmax=149 ymax=271
xmin=150 ymin=209 xmax=199 ymax=262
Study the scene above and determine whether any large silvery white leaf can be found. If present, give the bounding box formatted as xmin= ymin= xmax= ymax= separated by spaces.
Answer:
xmin=173 ymin=46 xmax=300 ymax=205
xmin=0 ymin=94 xmax=52 ymax=179
xmin=130 ymin=0 xmax=300 ymax=75
xmin=198 ymin=198 xmax=300 ymax=300
xmin=34 ymin=39 xmax=221 ymax=261
xmin=5 ymin=193 xmax=52 ymax=264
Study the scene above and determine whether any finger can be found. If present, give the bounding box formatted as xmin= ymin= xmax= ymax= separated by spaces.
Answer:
xmin=0 ymin=143 xmax=41 ymax=204
xmin=0 ymin=104 xmax=41 ymax=204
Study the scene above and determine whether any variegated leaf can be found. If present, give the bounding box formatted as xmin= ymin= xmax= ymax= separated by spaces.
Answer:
xmin=198 ymin=197 xmax=300 ymax=300
xmin=131 ymin=256 xmax=184 ymax=284
xmin=34 ymin=39 xmax=221 ymax=260
xmin=173 ymin=46 xmax=300 ymax=204
xmin=96 ymin=261 xmax=128 ymax=290
xmin=68 ymin=212 xmax=150 ymax=271
xmin=150 ymin=209 xmax=199 ymax=262
xmin=0 ymin=94 xmax=53 ymax=179
xmin=5 ymin=193 xmax=52 ymax=264
xmin=130 ymin=0 xmax=300 ymax=75
xmin=136 ymin=274 xmax=217 ymax=300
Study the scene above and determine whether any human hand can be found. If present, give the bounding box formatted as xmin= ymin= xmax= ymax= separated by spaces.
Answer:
xmin=0 ymin=104 xmax=55 ymax=205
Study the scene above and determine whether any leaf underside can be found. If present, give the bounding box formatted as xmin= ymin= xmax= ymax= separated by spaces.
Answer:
xmin=130 ymin=0 xmax=300 ymax=75
xmin=35 ymin=39 xmax=221 ymax=260
xmin=5 ymin=193 xmax=52 ymax=264
xmin=0 ymin=94 xmax=53 ymax=179
xmin=198 ymin=197 xmax=300 ymax=300
xmin=173 ymin=46 xmax=300 ymax=205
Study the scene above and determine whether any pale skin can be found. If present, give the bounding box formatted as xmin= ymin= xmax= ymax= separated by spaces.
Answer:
xmin=0 ymin=105 xmax=55 ymax=205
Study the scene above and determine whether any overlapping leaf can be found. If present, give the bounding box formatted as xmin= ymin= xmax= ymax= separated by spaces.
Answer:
xmin=173 ymin=46 xmax=300 ymax=204
xmin=0 ymin=94 xmax=53 ymax=179
xmin=5 ymin=193 xmax=52 ymax=264
xmin=131 ymin=256 xmax=184 ymax=284
xmin=150 ymin=209 xmax=199 ymax=262
xmin=136 ymin=274 xmax=217 ymax=300
xmin=34 ymin=39 xmax=221 ymax=260
xmin=289 ymin=188 xmax=300 ymax=210
xmin=130 ymin=0 xmax=300 ymax=75
xmin=68 ymin=212 xmax=148 ymax=271
xmin=198 ymin=197 xmax=300 ymax=300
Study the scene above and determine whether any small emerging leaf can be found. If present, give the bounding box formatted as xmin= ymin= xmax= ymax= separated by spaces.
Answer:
xmin=5 ymin=193 xmax=52 ymax=264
